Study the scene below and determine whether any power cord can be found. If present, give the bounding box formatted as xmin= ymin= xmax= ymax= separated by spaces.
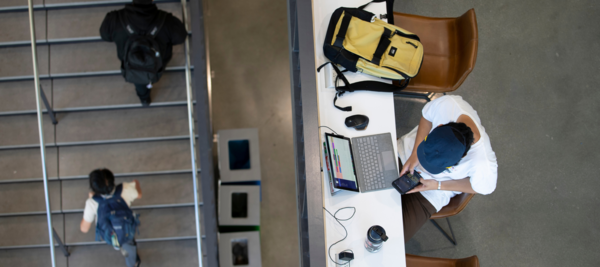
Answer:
xmin=319 ymin=126 xmax=339 ymax=135
xmin=323 ymin=206 xmax=356 ymax=266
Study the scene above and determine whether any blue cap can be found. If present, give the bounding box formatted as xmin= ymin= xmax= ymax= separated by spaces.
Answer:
xmin=416 ymin=126 xmax=466 ymax=174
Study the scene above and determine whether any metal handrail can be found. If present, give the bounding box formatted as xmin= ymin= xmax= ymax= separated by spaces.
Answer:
xmin=0 ymin=202 xmax=204 ymax=218
xmin=0 ymin=65 xmax=192 ymax=83
xmin=0 ymin=135 xmax=195 ymax=151
xmin=0 ymin=0 xmax=184 ymax=13
xmin=0 ymin=100 xmax=192 ymax=117
xmin=0 ymin=168 xmax=200 ymax=185
xmin=0 ymin=235 xmax=206 ymax=250
xmin=26 ymin=0 xmax=56 ymax=265
xmin=0 ymin=31 xmax=192 ymax=48
xmin=180 ymin=0 xmax=203 ymax=265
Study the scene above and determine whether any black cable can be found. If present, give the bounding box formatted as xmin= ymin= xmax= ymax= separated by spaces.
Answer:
xmin=323 ymin=206 xmax=356 ymax=266
xmin=319 ymin=126 xmax=339 ymax=135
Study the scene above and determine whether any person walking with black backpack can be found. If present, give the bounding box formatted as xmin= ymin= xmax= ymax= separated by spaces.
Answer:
xmin=100 ymin=0 xmax=187 ymax=106
xmin=80 ymin=169 xmax=143 ymax=267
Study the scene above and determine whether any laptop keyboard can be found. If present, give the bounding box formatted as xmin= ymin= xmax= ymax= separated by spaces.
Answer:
xmin=356 ymin=136 xmax=386 ymax=191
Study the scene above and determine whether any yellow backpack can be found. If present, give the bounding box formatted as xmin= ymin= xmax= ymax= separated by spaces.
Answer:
xmin=319 ymin=4 xmax=424 ymax=111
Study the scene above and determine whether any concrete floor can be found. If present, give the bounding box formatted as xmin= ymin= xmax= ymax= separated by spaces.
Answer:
xmin=204 ymin=0 xmax=300 ymax=266
xmin=393 ymin=0 xmax=600 ymax=266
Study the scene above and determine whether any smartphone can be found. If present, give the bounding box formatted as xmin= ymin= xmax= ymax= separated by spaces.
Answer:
xmin=392 ymin=172 xmax=422 ymax=195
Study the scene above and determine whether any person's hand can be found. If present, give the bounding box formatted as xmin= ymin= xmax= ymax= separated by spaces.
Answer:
xmin=400 ymin=153 xmax=420 ymax=176
xmin=407 ymin=178 xmax=437 ymax=194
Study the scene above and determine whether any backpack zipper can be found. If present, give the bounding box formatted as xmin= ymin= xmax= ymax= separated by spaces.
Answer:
xmin=150 ymin=47 xmax=160 ymax=57
xmin=406 ymin=41 xmax=418 ymax=48
xmin=394 ymin=30 xmax=420 ymax=42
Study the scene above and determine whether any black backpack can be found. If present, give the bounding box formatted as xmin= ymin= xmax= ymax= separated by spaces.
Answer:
xmin=119 ymin=11 xmax=168 ymax=85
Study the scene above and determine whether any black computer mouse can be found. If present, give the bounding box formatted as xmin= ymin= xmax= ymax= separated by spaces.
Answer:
xmin=345 ymin=114 xmax=369 ymax=130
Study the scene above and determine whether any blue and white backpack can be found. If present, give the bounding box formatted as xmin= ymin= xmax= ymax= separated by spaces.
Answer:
xmin=92 ymin=184 xmax=140 ymax=249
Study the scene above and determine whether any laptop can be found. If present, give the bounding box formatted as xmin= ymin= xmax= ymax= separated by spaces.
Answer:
xmin=324 ymin=132 xmax=399 ymax=193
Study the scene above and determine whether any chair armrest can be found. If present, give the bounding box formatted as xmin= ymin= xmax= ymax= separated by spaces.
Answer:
xmin=451 ymin=9 xmax=478 ymax=91
xmin=430 ymin=193 xmax=475 ymax=219
xmin=456 ymin=255 xmax=480 ymax=267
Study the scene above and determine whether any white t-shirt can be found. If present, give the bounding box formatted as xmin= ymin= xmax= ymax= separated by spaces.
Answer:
xmin=397 ymin=95 xmax=498 ymax=211
xmin=82 ymin=182 xmax=139 ymax=224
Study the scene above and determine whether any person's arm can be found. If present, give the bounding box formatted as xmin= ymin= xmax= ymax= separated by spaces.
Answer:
xmin=407 ymin=177 xmax=477 ymax=194
xmin=133 ymin=179 xmax=142 ymax=199
xmin=80 ymin=219 xmax=92 ymax=233
xmin=80 ymin=192 xmax=94 ymax=233
xmin=168 ymin=15 xmax=188 ymax=45
xmin=99 ymin=11 xmax=115 ymax=42
xmin=400 ymin=116 xmax=433 ymax=175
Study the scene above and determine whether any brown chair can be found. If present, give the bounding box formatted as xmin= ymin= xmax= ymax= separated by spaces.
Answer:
xmin=430 ymin=193 xmax=475 ymax=245
xmin=406 ymin=254 xmax=480 ymax=267
xmin=392 ymin=9 xmax=478 ymax=100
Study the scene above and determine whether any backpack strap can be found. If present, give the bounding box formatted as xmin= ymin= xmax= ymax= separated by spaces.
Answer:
xmin=371 ymin=27 xmax=392 ymax=66
xmin=333 ymin=13 xmax=352 ymax=48
xmin=92 ymin=194 xmax=104 ymax=204
xmin=358 ymin=0 xmax=387 ymax=10
xmin=146 ymin=11 xmax=168 ymax=38
xmin=118 ymin=10 xmax=168 ymax=38
xmin=113 ymin=184 xmax=123 ymax=198
xmin=317 ymin=62 xmax=409 ymax=112
xmin=118 ymin=10 xmax=136 ymax=35
xmin=91 ymin=184 xmax=123 ymax=202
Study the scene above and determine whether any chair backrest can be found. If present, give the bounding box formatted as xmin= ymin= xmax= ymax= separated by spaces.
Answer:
xmin=393 ymin=9 xmax=478 ymax=93
xmin=430 ymin=193 xmax=474 ymax=220
xmin=406 ymin=254 xmax=480 ymax=267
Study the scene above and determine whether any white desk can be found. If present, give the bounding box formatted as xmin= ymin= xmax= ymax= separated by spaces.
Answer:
xmin=312 ymin=1 xmax=406 ymax=266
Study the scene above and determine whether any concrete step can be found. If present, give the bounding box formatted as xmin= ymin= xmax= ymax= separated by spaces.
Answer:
xmin=55 ymin=105 xmax=189 ymax=143
xmin=0 ymin=214 xmax=64 ymax=247
xmin=0 ymin=80 xmax=52 ymax=113
xmin=46 ymin=2 xmax=183 ymax=40
xmin=0 ymin=0 xmax=42 ymax=8
xmin=49 ymin=41 xmax=186 ymax=75
xmin=0 ymin=147 xmax=58 ymax=182
xmin=52 ymin=72 xmax=188 ymax=110
xmin=0 ymin=114 xmax=54 ymax=147
xmin=0 ymin=171 xmax=199 ymax=215
xmin=0 ymin=247 xmax=68 ymax=267
xmin=0 ymin=181 xmax=61 ymax=214
xmin=66 ymin=239 xmax=199 ymax=267
xmin=58 ymin=139 xmax=192 ymax=177
xmin=61 ymin=172 xmax=198 ymax=211
xmin=0 ymin=10 xmax=46 ymax=43
xmin=0 ymin=45 xmax=49 ymax=78
xmin=64 ymin=206 xmax=197 ymax=244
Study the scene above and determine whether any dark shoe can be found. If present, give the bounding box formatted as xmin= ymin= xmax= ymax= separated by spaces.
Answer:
xmin=141 ymin=97 xmax=151 ymax=107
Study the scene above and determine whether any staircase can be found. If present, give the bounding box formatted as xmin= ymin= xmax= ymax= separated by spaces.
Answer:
xmin=0 ymin=1 xmax=209 ymax=266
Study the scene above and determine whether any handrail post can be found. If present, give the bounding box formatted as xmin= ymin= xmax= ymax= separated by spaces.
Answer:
xmin=27 ymin=0 xmax=57 ymax=266
xmin=181 ymin=0 xmax=204 ymax=266
xmin=40 ymin=86 xmax=58 ymax=125
xmin=53 ymin=228 xmax=70 ymax=257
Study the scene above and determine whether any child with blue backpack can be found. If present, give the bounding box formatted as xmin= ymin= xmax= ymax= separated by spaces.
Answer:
xmin=80 ymin=169 xmax=143 ymax=267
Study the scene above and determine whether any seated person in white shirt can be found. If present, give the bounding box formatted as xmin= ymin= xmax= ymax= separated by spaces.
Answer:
xmin=397 ymin=95 xmax=498 ymax=243
xmin=79 ymin=169 xmax=143 ymax=267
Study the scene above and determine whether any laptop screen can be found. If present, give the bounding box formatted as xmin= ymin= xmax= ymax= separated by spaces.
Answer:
xmin=325 ymin=134 xmax=358 ymax=191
